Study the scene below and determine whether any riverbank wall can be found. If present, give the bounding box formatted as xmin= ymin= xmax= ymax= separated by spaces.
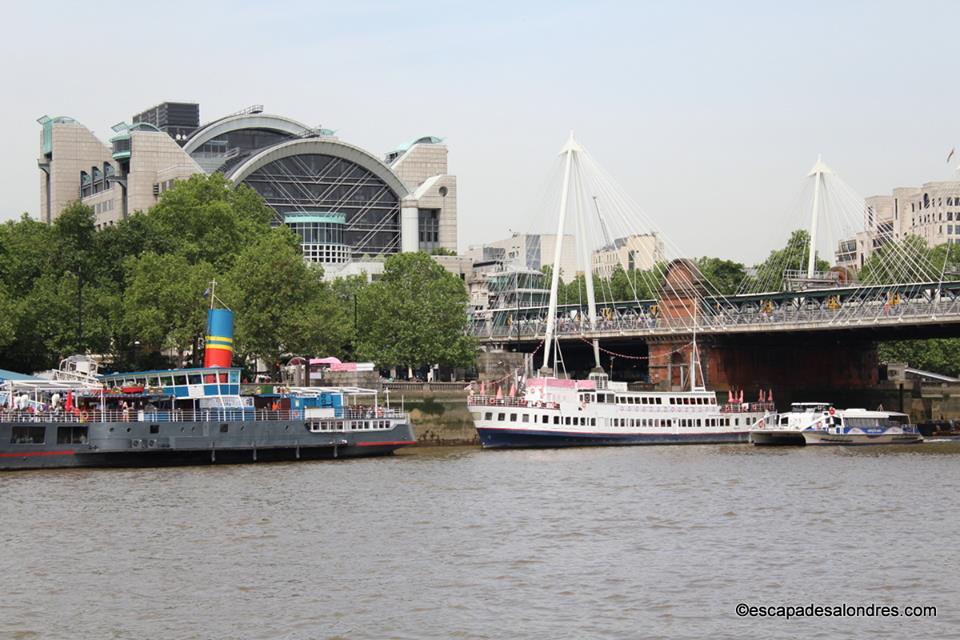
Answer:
xmin=383 ymin=383 xmax=478 ymax=445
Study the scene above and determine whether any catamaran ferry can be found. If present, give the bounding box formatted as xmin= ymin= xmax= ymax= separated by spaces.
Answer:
xmin=469 ymin=372 xmax=770 ymax=448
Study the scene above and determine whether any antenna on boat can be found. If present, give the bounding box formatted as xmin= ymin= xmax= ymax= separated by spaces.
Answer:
xmin=204 ymin=279 xmax=232 ymax=311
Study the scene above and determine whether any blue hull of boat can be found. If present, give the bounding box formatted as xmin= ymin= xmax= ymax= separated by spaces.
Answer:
xmin=477 ymin=427 xmax=749 ymax=449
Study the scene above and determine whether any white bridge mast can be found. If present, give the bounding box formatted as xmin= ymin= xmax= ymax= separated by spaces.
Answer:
xmin=806 ymin=155 xmax=832 ymax=278
xmin=541 ymin=132 xmax=602 ymax=373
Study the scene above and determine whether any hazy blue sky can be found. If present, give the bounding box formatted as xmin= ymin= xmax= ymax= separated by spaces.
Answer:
xmin=3 ymin=0 xmax=958 ymax=263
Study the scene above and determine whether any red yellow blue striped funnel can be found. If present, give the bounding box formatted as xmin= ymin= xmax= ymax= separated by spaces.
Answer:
xmin=204 ymin=308 xmax=234 ymax=368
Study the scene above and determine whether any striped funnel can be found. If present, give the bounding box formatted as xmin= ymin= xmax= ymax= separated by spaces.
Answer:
xmin=204 ymin=308 xmax=234 ymax=368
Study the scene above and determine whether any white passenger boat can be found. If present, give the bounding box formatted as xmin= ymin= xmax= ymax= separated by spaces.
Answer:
xmin=470 ymin=371 xmax=771 ymax=448
xmin=750 ymin=401 xmax=833 ymax=446
xmin=801 ymin=409 xmax=922 ymax=445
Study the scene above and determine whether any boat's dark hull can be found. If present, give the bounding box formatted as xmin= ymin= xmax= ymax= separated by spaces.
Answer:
xmin=477 ymin=427 xmax=750 ymax=449
xmin=0 ymin=419 xmax=415 ymax=470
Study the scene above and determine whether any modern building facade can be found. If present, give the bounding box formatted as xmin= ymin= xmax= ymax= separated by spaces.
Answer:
xmin=464 ymin=233 xmax=578 ymax=281
xmin=37 ymin=103 xmax=457 ymax=274
xmin=591 ymin=233 xmax=665 ymax=278
xmin=836 ymin=181 xmax=960 ymax=270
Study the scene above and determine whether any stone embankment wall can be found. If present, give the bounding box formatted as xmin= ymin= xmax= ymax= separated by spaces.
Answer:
xmin=383 ymin=383 xmax=478 ymax=445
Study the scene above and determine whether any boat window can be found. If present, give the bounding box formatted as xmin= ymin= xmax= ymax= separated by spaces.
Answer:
xmin=56 ymin=426 xmax=87 ymax=444
xmin=510 ymin=413 xmax=517 ymax=422
xmin=147 ymin=377 xmax=160 ymax=387
xmin=522 ymin=414 xmax=529 ymax=423
xmin=779 ymin=416 xmax=788 ymax=426
xmin=498 ymin=413 xmax=505 ymax=421
xmin=669 ymin=397 xmax=675 ymax=405
xmin=591 ymin=418 xmax=596 ymax=426
xmin=697 ymin=419 xmax=702 ymax=426
xmin=10 ymin=426 xmax=45 ymax=444
xmin=542 ymin=415 xmax=549 ymax=424
xmin=219 ymin=373 xmax=229 ymax=383
xmin=565 ymin=417 xmax=571 ymax=425
xmin=553 ymin=416 xmax=560 ymax=424
xmin=220 ymin=424 xmax=228 ymax=433
xmin=160 ymin=376 xmax=174 ymax=386
xmin=150 ymin=424 xmax=159 ymax=434
xmin=188 ymin=374 xmax=202 ymax=385
xmin=174 ymin=375 xmax=187 ymax=386
xmin=485 ymin=412 xmax=492 ymax=420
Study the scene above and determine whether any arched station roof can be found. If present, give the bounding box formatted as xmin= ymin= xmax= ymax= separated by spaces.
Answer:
xmin=182 ymin=113 xmax=315 ymax=155
xmin=226 ymin=137 xmax=410 ymax=197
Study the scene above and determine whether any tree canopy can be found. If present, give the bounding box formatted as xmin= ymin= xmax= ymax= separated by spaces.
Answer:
xmin=356 ymin=252 xmax=475 ymax=370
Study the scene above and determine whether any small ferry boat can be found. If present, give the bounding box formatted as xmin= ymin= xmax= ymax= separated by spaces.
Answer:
xmin=750 ymin=402 xmax=834 ymax=446
xmin=0 ymin=305 xmax=414 ymax=471
xmin=801 ymin=409 xmax=922 ymax=446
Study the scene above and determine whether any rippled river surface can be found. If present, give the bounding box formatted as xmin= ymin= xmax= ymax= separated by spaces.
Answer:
xmin=2 ymin=443 xmax=960 ymax=639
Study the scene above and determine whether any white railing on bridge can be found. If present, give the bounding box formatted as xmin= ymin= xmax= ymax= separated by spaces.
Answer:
xmin=472 ymin=296 xmax=960 ymax=340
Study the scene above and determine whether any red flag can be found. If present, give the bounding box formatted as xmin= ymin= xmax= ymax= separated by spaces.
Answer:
xmin=65 ymin=391 xmax=74 ymax=412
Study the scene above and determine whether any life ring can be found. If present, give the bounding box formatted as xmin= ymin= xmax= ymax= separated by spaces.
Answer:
xmin=828 ymin=407 xmax=836 ymax=416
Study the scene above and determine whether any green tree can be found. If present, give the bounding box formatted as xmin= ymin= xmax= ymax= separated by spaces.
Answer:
xmin=143 ymin=173 xmax=274 ymax=269
xmin=0 ymin=214 xmax=57 ymax=296
xmin=879 ymin=339 xmax=960 ymax=378
xmin=860 ymin=235 xmax=939 ymax=284
xmin=330 ymin=274 xmax=369 ymax=358
xmin=696 ymin=257 xmax=747 ymax=295
xmin=221 ymin=227 xmax=352 ymax=368
xmin=751 ymin=229 xmax=829 ymax=291
xmin=356 ymin=252 xmax=475 ymax=370
xmin=122 ymin=252 xmax=215 ymax=366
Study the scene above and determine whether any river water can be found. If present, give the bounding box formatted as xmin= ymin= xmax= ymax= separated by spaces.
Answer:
xmin=1 ymin=443 xmax=958 ymax=639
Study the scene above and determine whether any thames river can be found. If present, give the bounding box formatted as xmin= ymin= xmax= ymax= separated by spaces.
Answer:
xmin=1 ymin=443 xmax=958 ymax=639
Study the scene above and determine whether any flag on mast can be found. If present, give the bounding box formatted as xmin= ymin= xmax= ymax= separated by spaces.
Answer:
xmin=948 ymin=147 xmax=956 ymax=164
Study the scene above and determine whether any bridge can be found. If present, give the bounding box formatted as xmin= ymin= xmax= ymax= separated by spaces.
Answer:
xmin=473 ymin=136 xmax=960 ymax=392
xmin=472 ymin=279 xmax=960 ymax=343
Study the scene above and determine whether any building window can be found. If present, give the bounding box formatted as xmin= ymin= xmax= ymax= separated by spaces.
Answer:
xmin=418 ymin=208 xmax=440 ymax=251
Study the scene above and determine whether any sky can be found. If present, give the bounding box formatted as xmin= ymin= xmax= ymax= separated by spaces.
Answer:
xmin=2 ymin=0 xmax=959 ymax=265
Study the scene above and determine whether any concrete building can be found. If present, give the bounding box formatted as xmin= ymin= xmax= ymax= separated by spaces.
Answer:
xmin=592 ymin=233 xmax=665 ymax=278
xmin=838 ymin=181 xmax=960 ymax=270
xmin=37 ymin=103 xmax=457 ymax=275
xmin=464 ymin=233 xmax=578 ymax=281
